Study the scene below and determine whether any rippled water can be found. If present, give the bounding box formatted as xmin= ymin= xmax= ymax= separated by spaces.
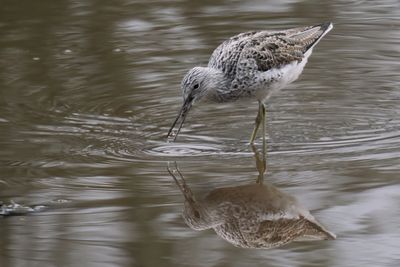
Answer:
xmin=1 ymin=0 xmax=400 ymax=266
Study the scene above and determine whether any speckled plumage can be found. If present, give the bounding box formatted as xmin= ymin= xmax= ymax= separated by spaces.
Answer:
xmin=168 ymin=161 xmax=336 ymax=249
xmin=199 ymin=22 xmax=332 ymax=102
xmin=168 ymin=22 xmax=333 ymax=141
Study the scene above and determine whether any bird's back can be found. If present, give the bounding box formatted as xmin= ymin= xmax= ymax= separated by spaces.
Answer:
xmin=208 ymin=22 xmax=332 ymax=77
xmin=207 ymin=22 xmax=332 ymax=103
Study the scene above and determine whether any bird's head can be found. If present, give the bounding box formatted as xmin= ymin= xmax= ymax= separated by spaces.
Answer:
xmin=167 ymin=67 xmax=225 ymax=141
xmin=181 ymin=67 xmax=212 ymax=105
xmin=183 ymin=201 xmax=216 ymax=231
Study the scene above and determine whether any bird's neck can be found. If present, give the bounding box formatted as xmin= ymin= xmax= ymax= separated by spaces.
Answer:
xmin=199 ymin=68 xmax=227 ymax=102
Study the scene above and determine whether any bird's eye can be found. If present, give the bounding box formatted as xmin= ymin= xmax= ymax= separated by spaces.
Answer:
xmin=193 ymin=83 xmax=199 ymax=89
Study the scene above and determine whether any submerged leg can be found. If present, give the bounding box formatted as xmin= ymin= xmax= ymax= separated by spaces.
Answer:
xmin=249 ymin=101 xmax=263 ymax=144
xmin=261 ymin=103 xmax=266 ymax=154
xmin=251 ymin=144 xmax=267 ymax=185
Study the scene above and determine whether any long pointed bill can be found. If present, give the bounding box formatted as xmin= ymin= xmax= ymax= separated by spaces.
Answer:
xmin=167 ymin=97 xmax=192 ymax=142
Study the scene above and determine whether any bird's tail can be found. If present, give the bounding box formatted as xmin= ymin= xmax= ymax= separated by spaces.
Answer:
xmin=288 ymin=22 xmax=333 ymax=53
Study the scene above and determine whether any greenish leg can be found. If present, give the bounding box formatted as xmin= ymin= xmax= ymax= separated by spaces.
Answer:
xmin=251 ymin=144 xmax=267 ymax=185
xmin=249 ymin=101 xmax=263 ymax=144
xmin=250 ymin=103 xmax=267 ymax=184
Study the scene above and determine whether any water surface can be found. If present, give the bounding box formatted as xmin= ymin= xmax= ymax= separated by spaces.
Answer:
xmin=1 ymin=0 xmax=400 ymax=266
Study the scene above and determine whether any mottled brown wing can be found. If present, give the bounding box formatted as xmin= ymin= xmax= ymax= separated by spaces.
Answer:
xmin=242 ymin=216 xmax=334 ymax=248
xmin=236 ymin=23 xmax=332 ymax=74
xmin=236 ymin=34 xmax=305 ymax=73
xmin=208 ymin=23 xmax=332 ymax=80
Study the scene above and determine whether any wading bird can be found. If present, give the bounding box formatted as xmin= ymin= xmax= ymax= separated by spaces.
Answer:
xmin=167 ymin=22 xmax=333 ymax=146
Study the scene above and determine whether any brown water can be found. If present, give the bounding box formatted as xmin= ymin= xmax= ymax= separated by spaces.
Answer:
xmin=1 ymin=0 xmax=400 ymax=266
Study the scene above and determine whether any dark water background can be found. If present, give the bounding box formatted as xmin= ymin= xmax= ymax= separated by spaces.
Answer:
xmin=1 ymin=0 xmax=399 ymax=266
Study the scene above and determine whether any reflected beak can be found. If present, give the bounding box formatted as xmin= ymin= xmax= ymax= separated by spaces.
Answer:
xmin=167 ymin=97 xmax=193 ymax=141
xmin=167 ymin=162 xmax=196 ymax=204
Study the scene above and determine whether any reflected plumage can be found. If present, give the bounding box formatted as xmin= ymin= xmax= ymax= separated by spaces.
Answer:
xmin=168 ymin=148 xmax=336 ymax=249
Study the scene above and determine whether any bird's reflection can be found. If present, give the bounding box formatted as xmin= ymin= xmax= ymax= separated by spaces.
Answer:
xmin=168 ymin=146 xmax=336 ymax=249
